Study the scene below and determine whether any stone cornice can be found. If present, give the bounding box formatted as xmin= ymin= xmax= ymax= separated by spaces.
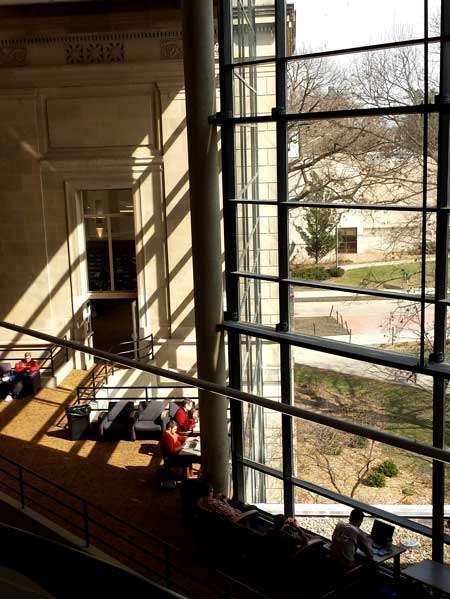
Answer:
xmin=0 ymin=29 xmax=182 ymax=48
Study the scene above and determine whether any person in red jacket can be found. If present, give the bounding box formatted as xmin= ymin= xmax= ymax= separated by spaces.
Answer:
xmin=160 ymin=420 xmax=200 ymax=478
xmin=174 ymin=399 xmax=197 ymax=433
xmin=14 ymin=352 xmax=40 ymax=374
xmin=4 ymin=352 xmax=41 ymax=400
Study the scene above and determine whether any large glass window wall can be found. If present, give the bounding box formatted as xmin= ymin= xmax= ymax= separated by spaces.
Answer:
xmin=219 ymin=0 xmax=450 ymax=563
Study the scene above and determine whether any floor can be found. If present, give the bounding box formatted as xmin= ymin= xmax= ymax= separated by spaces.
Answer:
xmin=0 ymin=369 xmax=185 ymax=548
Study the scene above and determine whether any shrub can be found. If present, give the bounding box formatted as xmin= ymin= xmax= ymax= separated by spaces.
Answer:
xmin=318 ymin=429 xmax=343 ymax=455
xmin=292 ymin=266 xmax=329 ymax=281
xmin=376 ymin=459 xmax=399 ymax=478
xmin=364 ymin=470 xmax=386 ymax=488
xmin=402 ymin=486 xmax=415 ymax=497
xmin=326 ymin=266 xmax=345 ymax=278
xmin=349 ymin=435 xmax=368 ymax=449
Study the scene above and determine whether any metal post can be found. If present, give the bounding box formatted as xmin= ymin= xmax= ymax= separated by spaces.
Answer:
xmin=182 ymin=0 xmax=229 ymax=492
xmin=18 ymin=465 xmax=25 ymax=509
xmin=430 ymin=0 xmax=450 ymax=563
xmin=83 ymin=502 xmax=90 ymax=547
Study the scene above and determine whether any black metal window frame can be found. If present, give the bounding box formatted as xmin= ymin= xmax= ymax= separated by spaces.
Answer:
xmin=219 ymin=0 xmax=450 ymax=561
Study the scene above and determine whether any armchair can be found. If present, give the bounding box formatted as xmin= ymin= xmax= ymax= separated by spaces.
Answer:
xmin=130 ymin=400 xmax=168 ymax=441
xmin=98 ymin=400 xmax=134 ymax=440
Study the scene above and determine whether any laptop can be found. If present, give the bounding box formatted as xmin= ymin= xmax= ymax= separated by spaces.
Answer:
xmin=371 ymin=520 xmax=394 ymax=549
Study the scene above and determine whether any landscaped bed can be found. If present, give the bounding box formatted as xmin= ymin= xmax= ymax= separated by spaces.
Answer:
xmin=294 ymin=364 xmax=450 ymax=506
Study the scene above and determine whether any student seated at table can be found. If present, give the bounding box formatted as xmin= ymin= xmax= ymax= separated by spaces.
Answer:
xmin=174 ymin=399 xmax=197 ymax=433
xmin=330 ymin=508 xmax=373 ymax=570
xmin=160 ymin=420 xmax=200 ymax=479
xmin=196 ymin=481 xmax=257 ymax=523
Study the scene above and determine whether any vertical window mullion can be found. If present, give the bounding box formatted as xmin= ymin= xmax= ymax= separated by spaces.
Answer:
xmin=107 ymin=216 xmax=114 ymax=291
xmin=275 ymin=0 xmax=294 ymax=516
xmin=219 ymin=0 xmax=244 ymax=499
xmin=430 ymin=0 xmax=450 ymax=562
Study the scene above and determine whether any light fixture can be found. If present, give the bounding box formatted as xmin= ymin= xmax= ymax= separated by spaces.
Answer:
xmin=96 ymin=226 xmax=104 ymax=238
xmin=95 ymin=217 xmax=104 ymax=238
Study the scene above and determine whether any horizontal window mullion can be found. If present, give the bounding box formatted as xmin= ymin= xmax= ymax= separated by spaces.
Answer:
xmin=288 ymin=35 xmax=441 ymax=62
xmin=222 ymin=319 xmax=421 ymax=371
xmin=226 ymin=35 xmax=442 ymax=68
xmin=222 ymin=103 xmax=441 ymax=126
xmin=241 ymin=457 xmax=284 ymax=480
xmin=290 ymin=475 xmax=434 ymax=538
xmin=232 ymin=270 xmax=279 ymax=283
xmin=286 ymin=278 xmax=429 ymax=303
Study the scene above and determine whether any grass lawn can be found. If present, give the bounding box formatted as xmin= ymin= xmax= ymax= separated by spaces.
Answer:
xmin=294 ymin=364 xmax=450 ymax=495
xmin=327 ymin=260 xmax=435 ymax=289
xmin=294 ymin=364 xmax=439 ymax=446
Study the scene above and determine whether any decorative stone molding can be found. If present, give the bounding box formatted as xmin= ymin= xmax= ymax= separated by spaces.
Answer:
xmin=65 ymin=41 xmax=124 ymax=64
xmin=0 ymin=47 xmax=26 ymax=67
xmin=0 ymin=30 xmax=182 ymax=48
xmin=160 ymin=39 xmax=183 ymax=60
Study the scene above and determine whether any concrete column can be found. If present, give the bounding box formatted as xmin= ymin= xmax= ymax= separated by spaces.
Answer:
xmin=182 ymin=0 xmax=229 ymax=492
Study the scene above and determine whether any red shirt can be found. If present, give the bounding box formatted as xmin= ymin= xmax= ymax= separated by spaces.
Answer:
xmin=160 ymin=431 xmax=186 ymax=456
xmin=174 ymin=407 xmax=196 ymax=432
xmin=14 ymin=359 xmax=40 ymax=374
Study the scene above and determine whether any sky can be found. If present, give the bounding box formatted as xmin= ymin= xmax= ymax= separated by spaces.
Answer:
xmin=293 ymin=0 xmax=440 ymax=53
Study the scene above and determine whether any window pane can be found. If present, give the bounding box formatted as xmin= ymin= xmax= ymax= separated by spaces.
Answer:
xmin=243 ymin=467 xmax=283 ymax=508
xmin=293 ymin=349 xmax=433 ymax=445
xmin=290 ymin=284 xmax=429 ymax=357
xmin=240 ymin=336 xmax=281 ymax=399
xmin=111 ymin=214 xmax=137 ymax=291
xmin=289 ymin=208 xmax=434 ymax=293
xmin=237 ymin=203 xmax=278 ymax=276
xmin=83 ymin=188 xmax=132 ymax=215
xmin=239 ymin=277 xmax=279 ymax=326
xmin=84 ymin=218 xmax=110 ymax=291
xmin=232 ymin=0 xmax=275 ymax=62
xmin=292 ymin=491 xmax=432 ymax=567
xmin=233 ymin=62 xmax=275 ymax=117
xmin=235 ymin=123 xmax=277 ymax=201
xmin=287 ymin=115 xmax=435 ymax=207
xmin=288 ymin=45 xmax=428 ymax=112
xmin=295 ymin=420 xmax=432 ymax=507
xmin=292 ymin=1 xmax=425 ymax=54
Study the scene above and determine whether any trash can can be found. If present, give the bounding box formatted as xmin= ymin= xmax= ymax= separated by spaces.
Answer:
xmin=65 ymin=404 xmax=91 ymax=440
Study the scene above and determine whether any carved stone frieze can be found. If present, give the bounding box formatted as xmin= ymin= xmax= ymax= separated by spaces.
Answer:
xmin=0 ymin=47 xmax=26 ymax=67
xmin=160 ymin=39 xmax=183 ymax=60
xmin=65 ymin=41 xmax=124 ymax=64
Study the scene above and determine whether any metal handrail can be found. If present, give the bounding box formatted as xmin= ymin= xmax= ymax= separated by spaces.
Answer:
xmin=0 ymin=452 xmax=268 ymax=599
xmin=108 ymin=333 xmax=154 ymax=362
xmin=0 ymin=319 xmax=449 ymax=464
xmin=0 ymin=338 xmax=69 ymax=377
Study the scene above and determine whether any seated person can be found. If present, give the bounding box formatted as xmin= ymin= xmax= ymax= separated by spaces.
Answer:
xmin=160 ymin=420 xmax=200 ymax=478
xmin=329 ymin=508 xmax=373 ymax=570
xmin=196 ymin=481 xmax=256 ymax=523
xmin=174 ymin=399 xmax=197 ymax=433
xmin=3 ymin=352 xmax=40 ymax=401
xmin=268 ymin=514 xmax=310 ymax=548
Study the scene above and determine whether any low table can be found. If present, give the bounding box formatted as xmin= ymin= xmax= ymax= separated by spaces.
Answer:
xmin=180 ymin=437 xmax=201 ymax=457
xmin=402 ymin=559 xmax=450 ymax=596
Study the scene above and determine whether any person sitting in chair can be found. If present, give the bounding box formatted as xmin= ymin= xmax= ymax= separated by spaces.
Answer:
xmin=330 ymin=508 xmax=373 ymax=570
xmin=174 ymin=399 xmax=197 ymax=433
xmin=160 ymin=420 xmax=200 ymax=478
xmin=196 ymin=481 xmax=257 ymax=523
xmin=6 ymin=352 xmax=40 ymax=400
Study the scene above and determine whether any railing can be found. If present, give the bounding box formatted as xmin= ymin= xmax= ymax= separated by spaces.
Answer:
xmin=109 ymin=333 xmax=154 ymax=362
xmin=0 ymin=452 xmax=268 ymax=599
xmin=76 ymin=383 xmax=197 ymax=406
xmin=76 ymin=360 xmax=116 ymax=403
xmin=0 ymin=339 xmax=69 ymax=378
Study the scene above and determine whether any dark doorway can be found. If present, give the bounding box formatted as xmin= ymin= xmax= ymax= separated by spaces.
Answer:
xmin=90 ymin=299 xmax=135 ymax=353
